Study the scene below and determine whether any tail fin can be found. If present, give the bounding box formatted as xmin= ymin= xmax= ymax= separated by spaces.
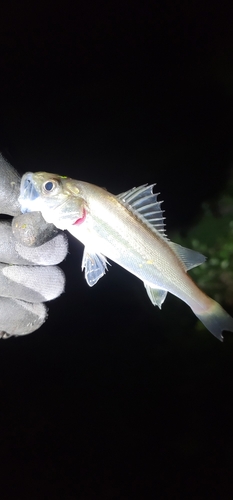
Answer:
xmin=193 ymin=299 xmax=233 ymax=341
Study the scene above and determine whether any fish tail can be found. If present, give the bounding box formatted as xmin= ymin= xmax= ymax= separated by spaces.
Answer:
xmin=192 ymin=298 xmax=233 ymax=341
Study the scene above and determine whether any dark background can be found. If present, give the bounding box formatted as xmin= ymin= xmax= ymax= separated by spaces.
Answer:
xmin=1 ymin=2 xmax=233 ymax=498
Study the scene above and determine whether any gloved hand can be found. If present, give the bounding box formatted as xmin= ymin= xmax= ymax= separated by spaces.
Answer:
xmin=0 ymin=153 xmax=68 ymax=338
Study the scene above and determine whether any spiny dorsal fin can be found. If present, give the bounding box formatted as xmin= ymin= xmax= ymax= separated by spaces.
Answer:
xmin=117 ymin=184 xmax=166 ymax=237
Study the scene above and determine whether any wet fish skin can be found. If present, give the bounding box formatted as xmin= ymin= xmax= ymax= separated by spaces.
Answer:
xmin=19 ymin=171 xmax=233 ymax=341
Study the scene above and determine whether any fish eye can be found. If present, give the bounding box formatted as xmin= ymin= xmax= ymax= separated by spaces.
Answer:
xmin=42 ymin=180 xmax=58 ymax=193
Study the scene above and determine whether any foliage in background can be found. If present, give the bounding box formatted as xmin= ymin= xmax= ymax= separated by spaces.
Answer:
xmin=172 ymin=169 xmax=233 ymax=310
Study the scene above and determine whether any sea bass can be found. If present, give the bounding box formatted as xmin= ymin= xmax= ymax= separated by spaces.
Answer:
xmin=19 ymin=171 xmax=233 ymax=341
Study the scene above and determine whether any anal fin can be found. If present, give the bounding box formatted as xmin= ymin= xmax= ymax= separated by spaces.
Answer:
xmin=144 ymin=283 xmax=167 ymax=309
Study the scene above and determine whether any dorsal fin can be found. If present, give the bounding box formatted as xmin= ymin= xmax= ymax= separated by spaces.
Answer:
xmin=169 ymin=242 xmax=206 ymax=271
xmin=117 ymin=184 xmax=166 ymax=236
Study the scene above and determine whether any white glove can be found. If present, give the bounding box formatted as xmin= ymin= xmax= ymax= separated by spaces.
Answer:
xmin=0 ymin=154 xmax=68 ymax=338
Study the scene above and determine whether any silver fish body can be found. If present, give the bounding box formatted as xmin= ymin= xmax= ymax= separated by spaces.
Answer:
xmin=19 ymin=171 xmax=233 ymax=341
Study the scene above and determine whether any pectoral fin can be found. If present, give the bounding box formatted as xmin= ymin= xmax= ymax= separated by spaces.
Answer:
xmin=82 ymin=248 xmax=109 ymax=287
xmin=144 ymin=283 xmax=167 ymax=308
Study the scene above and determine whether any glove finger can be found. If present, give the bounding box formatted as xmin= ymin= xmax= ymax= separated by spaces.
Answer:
xmin=0 ymin=154 xmax=21 ymax=216
xmin=12 ymin=212 xmax=60 ymax=247
xmin=0 ymin=297 xmax=47 ymax=337
xmin=0 ymin=221 xmax=68 ymax=265
xmin=15 ymin=233 xmax=68 ymax=265
xmin=0 ymin=263 xmax=65 ymax=302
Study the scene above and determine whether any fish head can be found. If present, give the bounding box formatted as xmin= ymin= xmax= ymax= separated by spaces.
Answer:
xmin=19 ymin=172 xmax=85 ymax=229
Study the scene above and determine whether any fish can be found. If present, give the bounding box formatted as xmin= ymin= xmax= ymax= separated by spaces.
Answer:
xmin=19 ymin=171 xmax=233 ymax=341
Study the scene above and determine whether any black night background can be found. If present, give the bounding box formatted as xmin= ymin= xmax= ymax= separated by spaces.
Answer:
xmin=1 ymin=2 xmax=233 ymax=498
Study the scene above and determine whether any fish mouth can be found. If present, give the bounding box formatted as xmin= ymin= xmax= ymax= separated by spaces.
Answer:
xmin=19 ymin=172 xmax=40 ymax=213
